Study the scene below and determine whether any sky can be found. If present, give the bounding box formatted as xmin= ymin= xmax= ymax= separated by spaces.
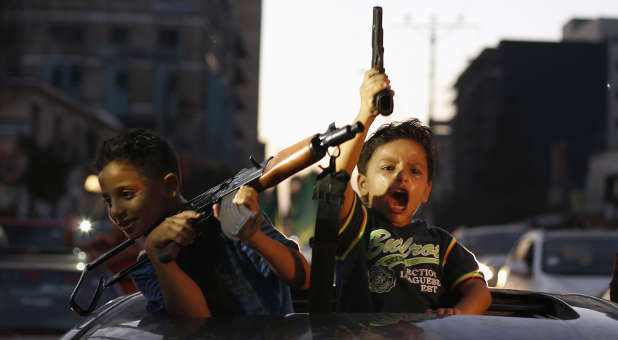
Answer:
xmin=258 ymin=0 xmax=618 ymax=212
xmin=259 ymin=0 xmax=618 ymax=156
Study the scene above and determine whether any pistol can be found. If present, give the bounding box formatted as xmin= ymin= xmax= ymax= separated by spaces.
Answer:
xmin=372 ymin=6 xmax=394 ymax=115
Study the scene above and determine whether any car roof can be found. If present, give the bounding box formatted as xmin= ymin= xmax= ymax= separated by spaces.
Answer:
xmin=522 ymin=229 xmax=618 ymax=241
xmin=460 ymin=224 xmax=528 ymax=235
xmin=61 ymin=289 xmax=618 ymax=340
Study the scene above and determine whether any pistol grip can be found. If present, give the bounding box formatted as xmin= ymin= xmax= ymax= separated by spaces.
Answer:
xmin=375 ymin=89 xmax=393 ymax=116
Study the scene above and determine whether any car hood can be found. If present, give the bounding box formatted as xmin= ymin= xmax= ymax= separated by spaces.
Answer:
xmin=62 ymin=291 xmax=618 ymax=340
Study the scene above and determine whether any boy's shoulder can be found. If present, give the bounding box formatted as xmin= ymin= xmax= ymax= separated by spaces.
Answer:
xmin=424 ymin=224 xmax=453 ymax=237
xmin=407 ymin=222 xmax=455 ymax=243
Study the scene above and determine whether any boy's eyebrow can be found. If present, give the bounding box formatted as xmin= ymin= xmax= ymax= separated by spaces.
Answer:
xmin=377 ymin=155 xmax=398 ymax=162
xmin=112 ymin=185 xmax=135 ymax=193
xmin=377 ymin=156 xmax=425 ymax=167
xmin=101 ymin=185 xmax=134 ymax=197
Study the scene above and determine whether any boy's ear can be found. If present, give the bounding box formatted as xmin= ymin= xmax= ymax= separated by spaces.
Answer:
xmin=357 ymin=173 xmax=369 ymax=200
xmin=162 ymin=173 xmax=180 ymax=199
xmin=421 ymin=181 xmax=433 ymax=203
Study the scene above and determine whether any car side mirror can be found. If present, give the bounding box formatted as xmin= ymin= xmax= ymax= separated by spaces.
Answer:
xmin=509 ymin=261 xmax=530 ymax=276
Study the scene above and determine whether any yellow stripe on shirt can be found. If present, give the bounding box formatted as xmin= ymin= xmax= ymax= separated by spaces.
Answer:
xmin=338 ymin=195 xmax=357 ymax=235
xmin=450 ymin=271 xmax=485 ymax=290
xmin=336 ymin=202 xmax=367 ymax=261
xmin=442 ymin=237 xmax=457 ymax=268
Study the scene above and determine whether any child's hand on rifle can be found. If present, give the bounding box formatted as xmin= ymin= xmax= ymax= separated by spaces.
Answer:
xmin=145 ymin=210 xmax=201 ymax=260
xmin=232 ymin=185 xmax=260 ymax=212
xmin=360 ymin=68 xmax=393 ymax=117
xmin=213 ymin=185 xmax=263 ymax=243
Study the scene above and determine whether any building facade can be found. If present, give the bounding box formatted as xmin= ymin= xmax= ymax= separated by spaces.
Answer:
xmin=0 ymin=79 xmax=121 ymax=218
xmin=563 ymin=18 xmax=618 ymax=219
xmin=1 ymin=0 xmax=263 ymax=171
xmin=434 ymin=40 xmax=607 ymax=228
xmin=563 ymin=18 xmax=618 ymax=149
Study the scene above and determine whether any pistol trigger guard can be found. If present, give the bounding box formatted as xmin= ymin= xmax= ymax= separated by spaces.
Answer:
xmin=326 ymin=145 xmax=341 ymax=158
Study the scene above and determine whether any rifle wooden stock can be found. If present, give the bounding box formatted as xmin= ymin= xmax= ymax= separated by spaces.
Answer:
xmin=158 ymin=123 xmax=362 ymax=263
xmin=259 ymin=135 xmax=323 ymax=189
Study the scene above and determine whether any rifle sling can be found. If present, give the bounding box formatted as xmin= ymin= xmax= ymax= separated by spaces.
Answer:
xmin=309 ymin=167 xmax=349 ymax=313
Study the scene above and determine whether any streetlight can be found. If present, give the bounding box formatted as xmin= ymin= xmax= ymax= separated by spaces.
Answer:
xmin=78 ymin=219 xmax=92 ymax=233
xmin=83 ymin=174 xmax=101 ymax=193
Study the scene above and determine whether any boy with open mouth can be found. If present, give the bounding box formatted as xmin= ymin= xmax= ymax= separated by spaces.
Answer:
xmin=334 ymin=69 xmax=491 ymax=315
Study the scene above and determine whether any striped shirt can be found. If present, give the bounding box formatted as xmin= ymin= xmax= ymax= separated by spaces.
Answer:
xmin=131 ymin=212 xmax=297 ymax=315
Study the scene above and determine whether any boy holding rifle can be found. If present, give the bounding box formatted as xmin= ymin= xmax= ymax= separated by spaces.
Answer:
xmin=334 ymin=69 xmax=492 ymax=315
xmin=95 ymin=128 xmax=310 ymax=318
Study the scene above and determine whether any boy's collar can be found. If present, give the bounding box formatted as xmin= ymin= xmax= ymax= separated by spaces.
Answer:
xmin=369 ymin=204 xmax=428 ymax=229
xmin=409 ymin=219 xmax=427 ymax=228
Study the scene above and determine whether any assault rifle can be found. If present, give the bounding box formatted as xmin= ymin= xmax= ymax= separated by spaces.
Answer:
xmin=372 ymin=6 xmax=394 ymax=115
xmin=70 ymin=121 xmax=364 ymax=316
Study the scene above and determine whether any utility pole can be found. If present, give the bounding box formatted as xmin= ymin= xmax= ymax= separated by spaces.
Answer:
xmin=428 ymin=16 xmax=437 ymax=120
xmin=401 ymin=14 xmax=475 ymax=120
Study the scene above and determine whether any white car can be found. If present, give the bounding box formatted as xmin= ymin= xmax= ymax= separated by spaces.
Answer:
xmin=453 ymin=223 xmax=528 ymax=286
xmin=496 ymin=229 xmax=618 ymax=297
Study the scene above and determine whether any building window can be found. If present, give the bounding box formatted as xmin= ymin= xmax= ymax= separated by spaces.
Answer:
xmin=51 ymin=68 xmax=63 ymax=87
xmin=48 ymin=25 xmax=83 ymax=43
xmin=106 ymin=65 xmax=130 ymax=116
xmin=116 ymin=70 xmax=130 ymax=91
xmin=70 ymin=65 xmax=82 ymax=88
xmin=109 ymin=27 xmax=130 ymax=45
xmin=158 ymin=29 xmax=179 ymax=48
xmin=45 ymin=63 xmax=83 ymax=99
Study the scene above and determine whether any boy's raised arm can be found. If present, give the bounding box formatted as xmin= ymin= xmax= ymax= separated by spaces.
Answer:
xmin=214 ymin=186 xmax=311 ymax=290
xmin=336 ymin=68 xmax=392 ymax=221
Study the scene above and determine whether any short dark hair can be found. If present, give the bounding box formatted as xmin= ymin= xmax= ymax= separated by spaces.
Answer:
xmin=357 ymin=118 xmax=437 ymax=181
xmin=94 ymin=128 xmax=181 ymax=181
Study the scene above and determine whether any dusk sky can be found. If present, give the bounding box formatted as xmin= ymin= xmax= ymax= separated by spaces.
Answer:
xmin=259 ymin=0 xmax=618 ymax=156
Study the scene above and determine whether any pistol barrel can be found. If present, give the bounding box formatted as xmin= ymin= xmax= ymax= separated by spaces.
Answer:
xmin=372 ymin=6 xmax=384 ymax=72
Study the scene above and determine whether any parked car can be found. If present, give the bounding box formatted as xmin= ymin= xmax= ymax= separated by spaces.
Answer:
xmin=60 ymin=288 xmax=618 ymax=340
xmin=453 ymin=223 xmax=528 ymax=286
xmin=0 ymin=218 xmax=77 ymax=254
xmin=0 ymin=220 xmax=123 ymax=338
xmin=496 ymin=229 xmax=618 ymax=297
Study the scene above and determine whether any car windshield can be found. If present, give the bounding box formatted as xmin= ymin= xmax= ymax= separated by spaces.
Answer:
xmin=542 ymin=236 xmax=618 ymax=275
xmin=462 ymin=231 xmax=523 ymax=256
xmin=0 ymin=268 xmax=118 ymax=333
